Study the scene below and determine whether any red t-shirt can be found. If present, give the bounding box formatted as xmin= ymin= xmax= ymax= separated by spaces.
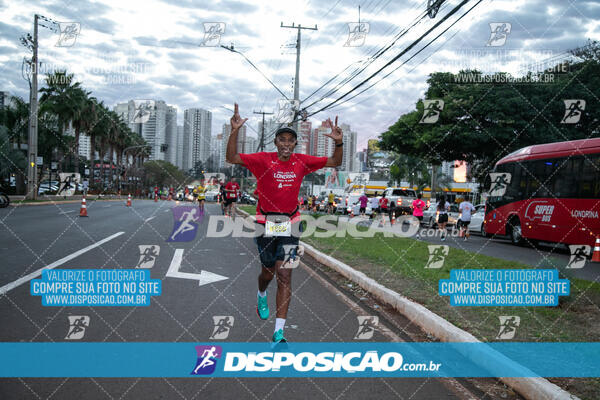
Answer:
xmin=379 ymin=197 xmax=389 ymax=209
xmin=239 ymin=152 xmax=327 ymax=222
xmin=225 ymin=182 xmax=240 ymax=199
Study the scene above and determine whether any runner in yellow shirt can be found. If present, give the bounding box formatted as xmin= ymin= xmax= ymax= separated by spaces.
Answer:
xmin=327 ymin=191 xmax=335 ymax=214
xmin=193 ymin=184 xmax=206 ymax=214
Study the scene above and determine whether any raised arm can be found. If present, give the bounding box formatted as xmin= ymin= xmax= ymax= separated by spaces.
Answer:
xmin=323 ymin=116 xmax=343 ymax=168
xmin=225 ymin=103 xmax=248 ymax=165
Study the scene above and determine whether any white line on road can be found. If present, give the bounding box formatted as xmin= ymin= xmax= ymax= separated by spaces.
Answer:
xmin=145 ymin=216 xmax=155 ymax=222
xmin=59 ymin=210 xmax=76 ymax=214
xmin=103 ymin=205 xmax=112 ymax=208
xmin=0 ymin=231 xmax=125 ymax=296
xmin=166 ymin=249 xmax=228 ymax=286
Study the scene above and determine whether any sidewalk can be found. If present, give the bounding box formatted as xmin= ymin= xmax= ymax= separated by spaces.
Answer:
xmin=7 ymin=194 xmax=144 ymax=206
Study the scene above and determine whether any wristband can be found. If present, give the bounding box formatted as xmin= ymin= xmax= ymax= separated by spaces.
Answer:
xmin=335 ymin=142 xmax=344 ymax=147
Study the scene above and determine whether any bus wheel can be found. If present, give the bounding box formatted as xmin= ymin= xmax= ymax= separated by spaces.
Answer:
xmin=481 ymin=224 xmax=491 ymax=238
xmin=508 ymin=219 xmax=523 ymax=245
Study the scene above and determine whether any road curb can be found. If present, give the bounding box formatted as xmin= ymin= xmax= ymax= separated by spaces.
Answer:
xmin=8 ymin=198 xmax=142 ymax=207
xmin=300 ymin=241 xmax=577 ymax=400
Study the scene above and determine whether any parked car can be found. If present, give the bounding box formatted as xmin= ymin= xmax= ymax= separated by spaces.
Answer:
xmin=239 ymin=192 xmax=257 ymax=205
xmin=422 ymin=202 xmax=460 ymax=228
xmin=382 ymin=188 xmax=417 ymax=217
xmin=467 ymin=207 xmax=486 ymax=235
xmin=38 ymin=180 xmax=60 ymax=195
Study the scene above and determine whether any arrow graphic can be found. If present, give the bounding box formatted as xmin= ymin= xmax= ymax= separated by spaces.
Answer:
xmin=166 ymin=249 xmax=228 ymax=286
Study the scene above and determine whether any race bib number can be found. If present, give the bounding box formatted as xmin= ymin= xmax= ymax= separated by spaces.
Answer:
xmin=265 ymin=220 xmax=291 ymax=237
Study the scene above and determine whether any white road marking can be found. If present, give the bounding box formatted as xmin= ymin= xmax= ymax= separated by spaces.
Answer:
xmin=59 ymin=210 xmax=76 ymax=214
xmin=145 ymin=216 xmax=156 ymax=222
xmin=0 ymin=232 xmax=125 ymax=296
xmin=103 ymin=205 xmax=111 ymax=208
xmin=166 ymin=249 xmax=228 ymax=286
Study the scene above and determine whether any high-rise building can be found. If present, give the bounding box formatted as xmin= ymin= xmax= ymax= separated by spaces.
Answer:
xmin=210 ymin=134 xmax=223 ymax=171
xmin=114 ymin=100 xmax=172 ymax=162
xmin=340 ymin=123 xmax=358 ymax=172
xmin=0 ymin=91 xmax=10 ymax=108
xmin=183 ymin=108 xmax=212 ymax=172
xmin=245 ymin=136 xmax=258 ymax=154
xmin=78 ymin=134 xmax=91 ymax=160
xmin=297 ymin=120 xmax=312 ymax=154
xmin=310 ymin=121 xmax=335 ymax=158
xmin=176 ymin=125 xmax=184 ymax=169
xmin=142 ymin=100 xmax=168 ymax=161
xmin=164 ymin=106 xmax=177 ymax=165
xmin=257 ymin=118 xmax=283 ymax=153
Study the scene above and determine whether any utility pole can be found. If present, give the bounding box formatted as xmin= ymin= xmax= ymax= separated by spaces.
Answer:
xmin=280 ymin=22 xmax=317 ymax=150
xmin=253 ymin=110 xmax=273 ymax=152
xmin=26 ymin=14 xmax=39 ymax=200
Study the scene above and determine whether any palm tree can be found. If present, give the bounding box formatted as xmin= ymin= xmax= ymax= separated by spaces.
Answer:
xmin=0 ymin=96 xmax=29 ymax=192
xmin=89 ymin=101 xmax=111 ymax=190
xmin=39 ymin=71 xmax=84 ymax=170
xmin=69 ymin=88 xmax=91 ymax=173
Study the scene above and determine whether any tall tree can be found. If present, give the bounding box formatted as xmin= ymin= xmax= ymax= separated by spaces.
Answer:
xmin=380 ymin=57 xmax=600 ymax=188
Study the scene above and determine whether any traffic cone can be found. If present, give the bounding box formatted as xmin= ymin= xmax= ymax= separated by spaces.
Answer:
xmin=154 ymin=194 xmax=158 ymax=202
xmin=592 ymin=236 xmax=600 ymax=263
xmin=391 ymin=213 xmax=396 ymax=226
xmin=79 ymin=196 xmax=88 ymax=217
xmin=126 ymin=193 xmax=132 ymax=207
xmin=168 ymin=193 xmax=172 ymax=201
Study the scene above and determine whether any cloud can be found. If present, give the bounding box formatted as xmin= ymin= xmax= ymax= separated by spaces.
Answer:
xmin=0 ymin=0 xmax=599 ymax=156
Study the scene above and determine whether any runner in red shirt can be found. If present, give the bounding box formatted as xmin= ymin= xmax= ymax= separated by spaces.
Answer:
xmin=224 ymin=178 xmax=240 ymax=219
xmin=379 ymin=193 xmax=389 ymax=226
xmin=226 ymin=103 xmax=343 ymax=344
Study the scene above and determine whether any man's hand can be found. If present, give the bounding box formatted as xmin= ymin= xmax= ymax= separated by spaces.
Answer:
xmin=230 ymin=103 xmax=248 ymax=130
xmin=324 ymin=116 xmax=343 ymax=143
xmin=324 ymin=116 xmax=343 ymax=167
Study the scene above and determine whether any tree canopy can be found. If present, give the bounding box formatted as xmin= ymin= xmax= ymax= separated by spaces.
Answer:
xmin=380 ymin=49 xmax=600 ymax=185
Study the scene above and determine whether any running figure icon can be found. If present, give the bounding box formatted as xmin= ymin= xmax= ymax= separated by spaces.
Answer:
xmin=193 ymin=346 xmax=218 ymax=373
xmin=170 ymin=208 xmax=199 ymax=241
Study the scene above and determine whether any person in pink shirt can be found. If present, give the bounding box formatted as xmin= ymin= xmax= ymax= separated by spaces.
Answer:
xmin=411 ymin=193 xmax=426 ymax=238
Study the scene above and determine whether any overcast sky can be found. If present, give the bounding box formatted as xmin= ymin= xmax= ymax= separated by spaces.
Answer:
xmin=1 ymin=0 xmax=599 ymax=150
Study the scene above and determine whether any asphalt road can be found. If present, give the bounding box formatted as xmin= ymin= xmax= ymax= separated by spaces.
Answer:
xmin=0 ymin=200 xmax=526 ymax=399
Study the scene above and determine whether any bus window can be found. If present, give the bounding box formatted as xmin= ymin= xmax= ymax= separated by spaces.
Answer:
xmin=529 ymin=160 xmax=555 ymax=198
xmin=554 ymin=157 xmax=581 ymax=198
xmin=580 ymin=155 xmax=600 ymax=198
xmin=505 ymin=162 xmax=527 ymax=200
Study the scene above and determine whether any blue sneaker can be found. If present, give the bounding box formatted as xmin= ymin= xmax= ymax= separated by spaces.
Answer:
xmin=272 ymin=329 xmax=287 ymax=343
xmin=257 ymin=293 xmax=269 ymax=320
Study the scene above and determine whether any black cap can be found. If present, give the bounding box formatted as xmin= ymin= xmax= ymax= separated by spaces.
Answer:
xmin=275 ymin=127 xmax=297 ymax=139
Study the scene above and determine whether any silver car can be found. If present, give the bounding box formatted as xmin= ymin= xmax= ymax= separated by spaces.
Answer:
xmin=422 ymin=202 xmax=460 ymax=228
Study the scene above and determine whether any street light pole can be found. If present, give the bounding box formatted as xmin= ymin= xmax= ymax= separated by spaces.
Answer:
xmin=26 ymin=14 xmax=39 ymax=200
xmin=280 ymin=22 xmax=317 ymax=143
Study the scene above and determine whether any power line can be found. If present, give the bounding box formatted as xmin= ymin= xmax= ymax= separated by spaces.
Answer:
xmin=302 ymin=2 xmax=440 ymax=109
xmin=220 ymin=44 xmax=290 ymax=100
xmin=325 ymin=0 xmax=484 ymax=113
xmin=307 ymin=0 xmax=476 ymax=117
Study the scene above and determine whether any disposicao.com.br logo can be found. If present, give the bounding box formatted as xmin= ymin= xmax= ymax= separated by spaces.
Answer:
xmin=223 ymin=351 xmax=441 ymax=373
xmin=190 ymin=345 xmax=441 ymax=376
